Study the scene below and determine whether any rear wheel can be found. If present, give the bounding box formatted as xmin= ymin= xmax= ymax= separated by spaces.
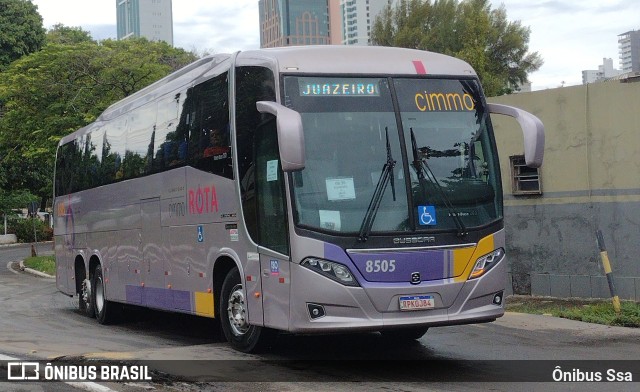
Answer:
xmin=380 ymin=327 xmax=428 ymax=341
xmin=220 ymin=266 xmax=275 ymax=352
xmin=92 ymin=264 xmax=122 ymax=324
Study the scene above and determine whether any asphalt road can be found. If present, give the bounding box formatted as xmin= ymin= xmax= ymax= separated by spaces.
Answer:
xmin=0 ymin=243 xmax=638 ymax=392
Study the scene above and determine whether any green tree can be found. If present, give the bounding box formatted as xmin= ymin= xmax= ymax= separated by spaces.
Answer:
xmin=371 ymin=0 xmax=543 ymax=96
xmin=0 ymin=38 xmax=197 ymax=202
xmin=0 ymin=186 xmax=36 ymax=235
xmin=46 ymin=23 xmax=94 ymax=45
xmin=0 ymin=0 xmax=46 ymax=70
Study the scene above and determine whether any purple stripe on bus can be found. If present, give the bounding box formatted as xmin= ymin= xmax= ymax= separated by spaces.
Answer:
xmin=143 ymin=286 xmax=173 ymax=309
xmin=347 ymin=250 xmax=447 ymax=282
xmin=125 ymin=285 xmax=192 ymax=312
xmin=173 ymin=290 xmax=192 ymax=312
xmin=125 ymin=285 xmax=143 ymax=305
xmin=324 ymin=242 xmax=354 ymax=266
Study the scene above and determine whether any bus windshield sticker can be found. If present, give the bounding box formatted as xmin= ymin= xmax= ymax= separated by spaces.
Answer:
xmin=414 ymin=90 xmax=475 ymax=112
xmin=266 ymin=160 xmax=278 ymax=182
xmin=319 ymin=210 xmax=341 ymax=231
xmin=325 ymin=177 xmax=356 ymax=201
xmin=298 ymin=77 xmax=381 ymax=97
xmin=417 ymin=205 xmax=437 ymax=226
xmin=395 ymin=79 xmax=479 ymax=113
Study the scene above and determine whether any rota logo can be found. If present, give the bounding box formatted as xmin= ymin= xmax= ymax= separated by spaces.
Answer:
xmin=188 ymin=185 xmax=219 ymax=215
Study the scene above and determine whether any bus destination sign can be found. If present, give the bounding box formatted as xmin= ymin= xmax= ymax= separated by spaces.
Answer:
xmin=299 ymin=77 xmax=381 ymax=97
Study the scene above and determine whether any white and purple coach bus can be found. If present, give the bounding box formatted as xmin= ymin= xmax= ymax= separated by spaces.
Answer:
xmin=54 ymin=46 xmax=544 ymax=352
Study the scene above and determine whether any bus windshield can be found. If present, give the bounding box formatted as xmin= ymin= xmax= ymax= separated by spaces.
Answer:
xmin=284 ymin=76 xmax=502 ymax=236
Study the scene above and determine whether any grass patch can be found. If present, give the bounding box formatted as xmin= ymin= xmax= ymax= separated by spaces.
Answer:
xmin=506 ymin=296 xmax=640 ymax=328
xmin=23 ymin=255 xmax=56 ymax=276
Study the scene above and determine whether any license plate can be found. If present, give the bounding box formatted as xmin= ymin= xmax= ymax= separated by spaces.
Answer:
xmin=399 ymin=295 xmax=434 ymax=311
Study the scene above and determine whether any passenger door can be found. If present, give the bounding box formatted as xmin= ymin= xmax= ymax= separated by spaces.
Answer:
xmin=255 ymin=118 xmax=291 ymax=330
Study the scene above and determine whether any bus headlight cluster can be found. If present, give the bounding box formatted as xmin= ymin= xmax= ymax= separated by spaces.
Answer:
xmin=301 ymin=258 xmax=360 ymax=287
xmin=469 ymin=248 xmax=505 ymax=279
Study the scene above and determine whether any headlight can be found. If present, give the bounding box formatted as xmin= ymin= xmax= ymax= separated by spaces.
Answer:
xmin=469 ymin=248 xmax=505 ymax=279
xmin=301 ymin=257 xmax=360 ymax=287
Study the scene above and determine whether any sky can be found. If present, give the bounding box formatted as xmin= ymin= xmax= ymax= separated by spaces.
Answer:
xmin=30 ymin=0 xmax=638 ymax=91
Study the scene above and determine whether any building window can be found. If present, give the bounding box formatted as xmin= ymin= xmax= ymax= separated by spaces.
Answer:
xmin=510 ymin=155 xmax=542 ymax=195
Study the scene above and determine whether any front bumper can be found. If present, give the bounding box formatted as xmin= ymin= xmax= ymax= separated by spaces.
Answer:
xmin=287 ymin=255 xmax=506 ymax=333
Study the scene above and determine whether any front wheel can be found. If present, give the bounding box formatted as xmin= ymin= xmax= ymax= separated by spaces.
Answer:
xmin=220 ymin=266 xmax=275 ymax=352
xmin=92 ymin=264 xmax=122 ymax=325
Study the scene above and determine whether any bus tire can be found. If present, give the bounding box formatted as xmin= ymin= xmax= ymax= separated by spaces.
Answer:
xmin=380 ymin=327 xmax=428 ymax=341
xmin=92 ymin=264 xmax=121 ymax=325
xmin=220 ymin=266 xmax=275 ymax=352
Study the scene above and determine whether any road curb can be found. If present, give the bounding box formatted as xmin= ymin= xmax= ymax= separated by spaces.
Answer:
xmin=0 ymin=241 xmax=54 ymax=249
xmin=19 ymin=259 xmax=55 ymax=279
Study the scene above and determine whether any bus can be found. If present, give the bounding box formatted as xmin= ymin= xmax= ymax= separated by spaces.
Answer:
xmin=54 ymin=46 xmax=544 ymax=352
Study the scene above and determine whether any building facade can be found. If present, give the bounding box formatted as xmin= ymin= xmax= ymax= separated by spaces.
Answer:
xmin=328 ymin=0 xmax=343 ymax=44
xmin=116 ymin=0 xmax=174 ymax=46
xmin=259 ymin=0 xmax=330 ymax=48
xmin=489 ymin=81 xmax=640 ymax=300
xmin=340 ymin=0 xmax=393 ymax=46
xmin=618 ymin=30 xmax=640 ymax=73
xmin=581 ymin=58 xmax=622 ymax=84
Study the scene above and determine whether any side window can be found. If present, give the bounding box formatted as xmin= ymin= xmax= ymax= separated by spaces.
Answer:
xmin=168 ymin=90 xmax=192 ymax=169
xmin=154 ymin=92 xmax=182 ymax=172
xmin=190 ymin=72 xmax=232 ymax=179
xmin=55 ymin=142 xmax=78 ymax=196
xmin=102 ymin=117 xmax=127 ymax=183
xmin=235 ymin=66 xmax=277 ymax=245
xmin=124 ymin=104 xmax=156 ymax=180
xmin=56 ymin=138 xmax=89 ymax=195
xmin=255 ymin=118 xmax=289 ymax=255
xmin=84 ymin=129 xmax=104 ymax=189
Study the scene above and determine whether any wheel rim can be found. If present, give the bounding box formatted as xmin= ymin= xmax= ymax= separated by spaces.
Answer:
xmin=227 ymin=283 xmax=248 ymax=336
xmin=82 ymin=279 xmax=92 ymax=307
xmin=95 ymin=276 xmax=105 ymax=314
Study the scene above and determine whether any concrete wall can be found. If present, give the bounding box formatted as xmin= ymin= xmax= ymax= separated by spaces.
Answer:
xmin=489 ymin=81 xmax=640 ymax=299
xmin=0 ymin=234 xmax=17 ymax=245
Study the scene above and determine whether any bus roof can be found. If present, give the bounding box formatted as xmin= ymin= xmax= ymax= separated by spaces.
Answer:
xmin=235 ymin=45 xmax=476 ymax=77
xmin=60 ymin=46 xmax=477 ymax=145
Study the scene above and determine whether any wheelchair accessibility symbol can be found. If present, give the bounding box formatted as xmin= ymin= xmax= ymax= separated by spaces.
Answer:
xmin=418 ymin=206 xmax=437 ymax=226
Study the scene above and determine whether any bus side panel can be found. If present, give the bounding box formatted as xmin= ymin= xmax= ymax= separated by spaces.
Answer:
xmin=162 ymin=225 xmax=195 ymax=311
xmin=72 ymin=179 xmax=143 ymax=304
xmin=116 ymin=228 xmax=143 ymax=304
xmin=56 ymin=190 xmax=80 ymax=297
xmin=102 ymin=232 xmax=122 ymax=302
xmin=244 ymin=251 xmax=264 ymax=326
xmin=53 ymin=200 xmax=65 ymax=293
xmin=260 ymin=254 xmax=290 ymax=330
xmin=140 ymin=197 xmax=167 ymax=309
xmin=182 ymin=169 xmax=239 ymax=311
xmin=54 ymin=234 xmax=74 ymax=296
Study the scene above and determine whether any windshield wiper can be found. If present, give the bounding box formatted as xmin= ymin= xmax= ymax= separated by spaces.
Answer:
xmin=358 ymin=127 xmax=396 ymax=242
xmin=410 ymin=128 xmax=467 ymax=237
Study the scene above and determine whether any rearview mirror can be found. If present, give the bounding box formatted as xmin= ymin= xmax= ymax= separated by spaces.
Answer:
xmin=487 ymin=103 xmax=545 ymax=168
xmin=256 ymin=101 xmax=305 ymax=172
